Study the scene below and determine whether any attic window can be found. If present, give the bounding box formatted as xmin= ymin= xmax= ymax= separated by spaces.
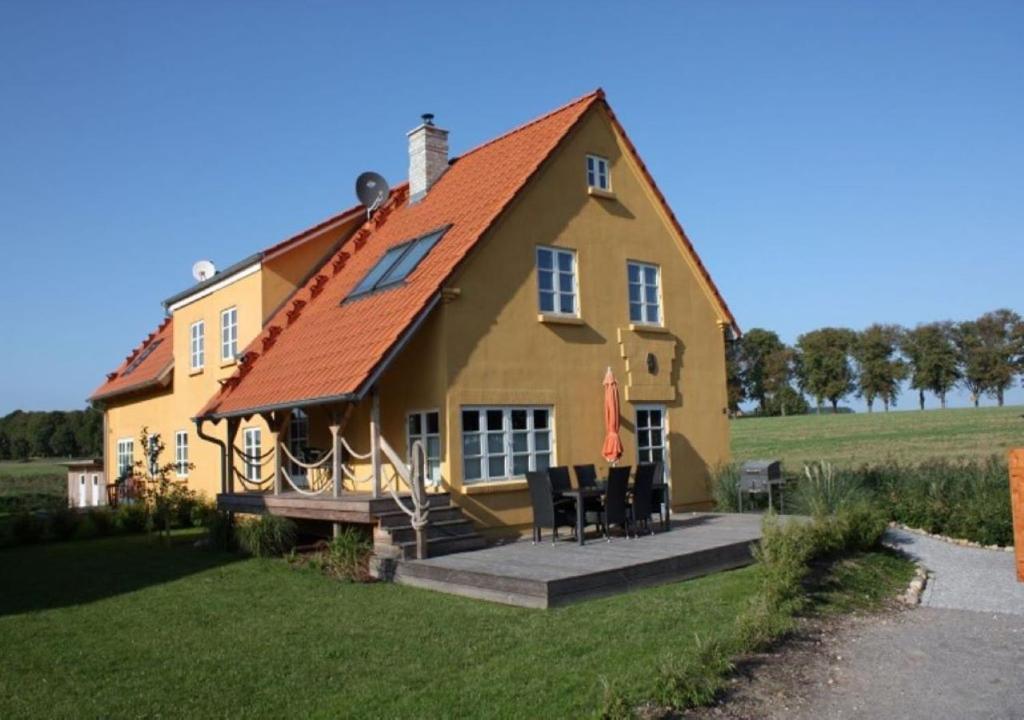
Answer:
xmin=122 ymin=339 xmax=163 ymax=376
xmin=345 ymin=227 xmax=448 ymax=301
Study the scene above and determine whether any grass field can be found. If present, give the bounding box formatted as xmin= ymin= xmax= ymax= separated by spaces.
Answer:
xmin=731 ymin=405 xmax=1024 ymax=470
xmin=0 ymin=532 xmax=909 ymax=718
xmin=0 ymin=459 xmax=67 ymax=478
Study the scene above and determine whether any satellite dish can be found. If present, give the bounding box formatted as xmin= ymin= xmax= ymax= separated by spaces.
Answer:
xmin=192 ymin=260 xmax=216 ymax=282
xmin=355 ymin=171 xmax=389 ymax=216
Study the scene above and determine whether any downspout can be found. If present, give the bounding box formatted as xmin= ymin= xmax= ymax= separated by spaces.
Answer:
xmin=194 ymin=417 xmax=228 ymax=495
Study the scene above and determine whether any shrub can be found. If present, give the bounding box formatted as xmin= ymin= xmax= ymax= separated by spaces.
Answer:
xmin=87 ymin=508 xmax=114 ymax=537
xmin=200 ymin=507 xmax=235 ymax=551
xmin=11 ymin=512 xmax=45 ymax=544
xmin=236 ymin=515 xmax=296 ymax=558
xmin=49 ymin=507 xmax=80 ymax=541
xmin=114 ymin=503 xmax=149 ymax=534
xmin=710 ymin=462 xmax=742 ymax=512
xmin=793 ymin=461 xmax=869 ymax=517
xmin=654 ymin=635 xmax=734 ymax=709
xmin=173 ymin=491 xmax=200 ymax=529
xmin=75 ymin=514 xmax=98 ymax=540
xmin=322 ymin=527 xmax=373 ymax=582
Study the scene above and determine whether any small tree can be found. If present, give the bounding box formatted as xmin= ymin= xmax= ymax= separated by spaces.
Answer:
xmin=132 ymin=428 xmax=195 ymax=541
xmin=725 ymin=337 xmax=744 ymax=416
xmin=736 ymin=328 xmax=788 ymax=414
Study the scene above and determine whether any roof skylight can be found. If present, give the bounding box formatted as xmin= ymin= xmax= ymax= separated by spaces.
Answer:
xmin=345 ymin=227 xmax=448 ymax=300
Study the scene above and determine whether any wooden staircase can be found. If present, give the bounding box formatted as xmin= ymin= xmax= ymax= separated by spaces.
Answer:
xmin=372 ymin=492 xmax=486 ymax=560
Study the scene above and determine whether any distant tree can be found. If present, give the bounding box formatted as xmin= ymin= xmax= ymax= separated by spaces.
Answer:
xmin=795 ymin=328 xmax=858 ymax=412
xmin=976 ymin=309 xmax=1024 ymax=406
xmin=902 ymin=322 xmax=960 ymax=409
xmin=736 ymin=328 xmax=788 ymax=414
xmin=48 ymin=423 xmax=79 ymax=458
xmin=953 ymin=320 xmax=990 ymax=407
xmin=852 ymin=324 xmax=907 ymax=412
xmin=73 ymin=407 xmax=104 ymax=457
xmin=0 ymin=431 xmax=9 ymax=460
xmin=725 ymin=338 xmax=744 ymax=416
xmin=763 ymin=385 xmax=810 ymax=417
xmin=12 ymin=436 xmax=31 ymax=461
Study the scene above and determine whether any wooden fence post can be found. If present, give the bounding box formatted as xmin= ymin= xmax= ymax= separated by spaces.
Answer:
xmin=1009 ymin=449 xmax=1024 ymax=583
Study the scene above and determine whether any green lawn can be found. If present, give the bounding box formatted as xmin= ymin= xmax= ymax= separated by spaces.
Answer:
xmin=0 ymin=532 xmax=911 ymax=718
xmin=0 ymin=459 xmax=68 ymax=478
xmin=731 ymin=405 xmax=1024 ymax=470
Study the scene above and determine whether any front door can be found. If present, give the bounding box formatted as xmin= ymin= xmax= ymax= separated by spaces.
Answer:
xmin=91 ymin=475 xmax=100 ymax=506
xmin=78 ymin=474 xmax=87 ymax=507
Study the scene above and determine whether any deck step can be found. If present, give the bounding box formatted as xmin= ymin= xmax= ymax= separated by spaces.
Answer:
xmin=372 ymin=497 xmax=487 ymax=561
xmin=375 ymin=506 xmax=465 ymax=529
xmin=382 ymin=519 xmax=478 ymax=545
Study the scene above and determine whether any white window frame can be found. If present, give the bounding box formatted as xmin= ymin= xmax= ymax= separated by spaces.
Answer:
xmin=190 ymin=320 xmax=205 ymax=371
xmin=586 ymin=154 xmax=610 ymax=191
xmin=461 ymin=406 xmax=553 ymax=484
xmin=635 ymin=404 xmax=667 ymax=465
xmin=220 ymin=306 xmax=238 ymax=362
xmin=536 ymin=246 xmax=579 ymax=317
xmin=91 ymin=474 xmax=101 ymax=506
xmin=407 ymin=409 xmax=442 ymax=486
xmin=175 ymin=430 xmax=189 ymax=477
xmin=627 ymin=260 xmax=663 ymax=326
xmin=243 ymin=427 xmax=262 ymax=482
xmin=116 ymin=438 xmax=134 ymax=479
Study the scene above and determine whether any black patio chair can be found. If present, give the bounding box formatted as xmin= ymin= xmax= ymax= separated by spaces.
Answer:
xmin=548 ymin=466 xmax=572 ymax=497
xmin=602 ymin=465 xmax=632 ymax=540
xmin=573 ymin=464 xmax=604 ymax=531
xmin=647 ymin=461 xmax=669 ymax=530
xmin=526 ymin=471 xmax=576 ymax=543
xmin=631 ymin=463 xmax=657 ymax=536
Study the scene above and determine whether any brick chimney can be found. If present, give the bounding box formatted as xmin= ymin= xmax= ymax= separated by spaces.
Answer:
xmin=407 ymin=113 xmax=448 ymax=202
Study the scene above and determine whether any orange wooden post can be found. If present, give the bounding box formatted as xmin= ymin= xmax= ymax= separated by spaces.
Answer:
xmin=1010 ymin=450 xmax=1024 ymax=583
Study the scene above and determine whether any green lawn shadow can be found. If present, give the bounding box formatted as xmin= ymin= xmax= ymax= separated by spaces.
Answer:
xmin=0 ymin=531 xmax=242 ymax=617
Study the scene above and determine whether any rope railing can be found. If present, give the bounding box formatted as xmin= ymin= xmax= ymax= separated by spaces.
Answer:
xmin=233 ymin=446 xmax=276 ymax=467
xmin=232 ymin=466 xmax=274 ymax=489
xmin=387 ymin=440 xmax=430 ymax=559
xmin=341 ymin=437 xmax=373 ymax=460
xmin=278 ymin=443 xmax=334 ymax=470
xmin=278 ymin=467 xmax=334 ymax=496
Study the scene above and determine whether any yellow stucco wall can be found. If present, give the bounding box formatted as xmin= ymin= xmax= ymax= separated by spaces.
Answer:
xmin=373 ymin=104 xmax=732 ymax=533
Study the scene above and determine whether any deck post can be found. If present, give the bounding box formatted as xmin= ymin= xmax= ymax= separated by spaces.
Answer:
xmin=370 ymin=388 xmax=382 ymax=499
xmin=329 ymin=424 xmax=342 ymax=499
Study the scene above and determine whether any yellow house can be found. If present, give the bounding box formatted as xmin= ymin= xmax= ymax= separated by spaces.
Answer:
xmin=91 ymin=89 xmax=739 ymax=555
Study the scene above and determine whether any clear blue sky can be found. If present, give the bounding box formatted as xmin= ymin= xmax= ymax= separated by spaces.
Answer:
xmin=1 ymin=1 xmax=1022 ymax=414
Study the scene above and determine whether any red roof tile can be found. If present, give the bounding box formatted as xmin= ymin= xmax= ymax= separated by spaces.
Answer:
xmin=90 ymin=317 xmax=174 ymax=402
xmin=198 ymin=90 xmax=738 ymax=418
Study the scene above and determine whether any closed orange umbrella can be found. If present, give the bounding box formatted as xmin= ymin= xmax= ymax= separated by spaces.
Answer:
xmin=601 ymin=367 xmax=624 ymax=463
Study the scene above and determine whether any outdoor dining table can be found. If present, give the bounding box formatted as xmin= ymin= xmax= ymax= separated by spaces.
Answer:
xmin=562 ymin=480 xmax=670 ymax=546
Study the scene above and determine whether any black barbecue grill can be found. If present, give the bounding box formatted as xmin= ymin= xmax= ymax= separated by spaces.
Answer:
xmin=738 ymin=459 xmax=785 ymax=512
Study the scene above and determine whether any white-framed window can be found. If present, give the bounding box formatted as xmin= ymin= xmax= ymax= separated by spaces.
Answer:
xmin=91 ymin=474 xmax=100 ymax=506
xmin=628 ymin=261 xmax=662 ymax=325
xmin=407 ymin=410 xmax=442 ymax=485
xmin=586 ymin=154 xmax=610 ymax=191
xmin=220 ymin=306 xmax=238 ymax=362
xmin=536 ymin=246 xmax=578 ymax=316
xmin=190 ymin=320 xmax=205 ymax=370
xmin=243 ymin=427 xmax=262 ymax=482
xmin=175 ymin=430 xmax=189 ymax=477
xmin=116 ymin=438 xmax=134 ymax=479
xmin=287 ymin=409 xmax=309 ymax=486
xmin=461 ymin=406 xmax=552 ymax=483
xmin=636 ymin=405 xmax=667 ymax=464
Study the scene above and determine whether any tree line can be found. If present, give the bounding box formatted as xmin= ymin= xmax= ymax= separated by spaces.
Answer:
xmin=0 ymin=409 xmax=103 ymax=461
xmin=728 ymin=308 xmax=1024 ymax=416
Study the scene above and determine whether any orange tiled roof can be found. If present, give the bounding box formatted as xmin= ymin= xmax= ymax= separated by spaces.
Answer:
xmin=198 ymin=89 xmax=737 ymax=418
xmin=90 ymin=317 xmax=174 ymax=401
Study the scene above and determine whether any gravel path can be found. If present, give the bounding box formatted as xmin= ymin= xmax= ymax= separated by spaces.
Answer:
xmin=685 ymin=530 xmax=1024 ymax=719
xmin=884 ymin=528 xmax=1024 ymax=616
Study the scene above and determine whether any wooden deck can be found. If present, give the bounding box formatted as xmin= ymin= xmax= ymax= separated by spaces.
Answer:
xmin=217 ymin=491 xmax=450 ymax=524
xmin=393 ymin=513 xmax=773 ymax=608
